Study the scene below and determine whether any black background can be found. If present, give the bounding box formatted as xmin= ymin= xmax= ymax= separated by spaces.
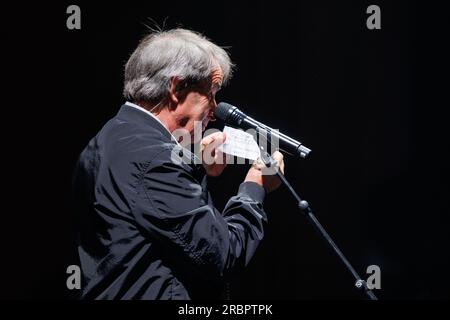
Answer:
xmin=1 ymin=0 xmax=449 ymax=300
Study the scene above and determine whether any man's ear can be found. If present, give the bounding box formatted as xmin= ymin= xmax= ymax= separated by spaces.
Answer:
xmin=168 ymin=77 xmax=181 ymax=109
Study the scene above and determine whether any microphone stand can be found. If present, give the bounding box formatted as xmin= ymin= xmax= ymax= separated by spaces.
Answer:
xmin=258 ymin=146 xmax=378 ymax=300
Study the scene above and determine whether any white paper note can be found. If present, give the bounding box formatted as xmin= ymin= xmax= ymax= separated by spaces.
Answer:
xmin=218 ymin=126 xmax=261 ymax=160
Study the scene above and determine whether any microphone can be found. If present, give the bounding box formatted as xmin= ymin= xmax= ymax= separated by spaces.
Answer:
xmin=215 ymin=102 xmax=311 ymax=158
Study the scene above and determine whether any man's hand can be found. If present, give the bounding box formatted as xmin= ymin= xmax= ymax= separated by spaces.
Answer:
xmin=201 ymin=132 xmax=230 ymax=177
xmin=244 ymin=151 xmax=285 ymax=193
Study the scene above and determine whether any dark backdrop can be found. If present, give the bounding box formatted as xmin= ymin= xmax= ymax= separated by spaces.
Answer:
xmin=2 ymin=0 xmax=449 ymax=300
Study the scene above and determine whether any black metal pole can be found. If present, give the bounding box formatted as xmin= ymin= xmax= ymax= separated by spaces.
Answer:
xmin=259 ymin=149 xmax=378 ymax=300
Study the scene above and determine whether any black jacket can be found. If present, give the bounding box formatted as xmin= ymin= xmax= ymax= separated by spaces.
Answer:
xmin=73 ymin=104 xmax=268 ymax=299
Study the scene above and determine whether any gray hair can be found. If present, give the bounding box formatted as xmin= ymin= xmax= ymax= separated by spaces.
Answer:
xmin=123 ymin=28 xmax=233 ymax=107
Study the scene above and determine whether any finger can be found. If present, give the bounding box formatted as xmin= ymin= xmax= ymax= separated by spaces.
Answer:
xmin=252 ymin=157 xmax=265 ymax=170
xmin=214 ymin=149 xmax=228 ymax=165
xmin=214 ymin=132 xmax=226 ymax=146
xmin=272 ymin=150 xmax=284 ymax=162
xmin=272 ymin=151 xmax=285 ymax=174
xmin=201 ymin=132 xmax=225 ymax=149
xmin=201 ymin=135 xmax=215 ymax=148
xmin=225 ymin=152 xmax=231 ymax=164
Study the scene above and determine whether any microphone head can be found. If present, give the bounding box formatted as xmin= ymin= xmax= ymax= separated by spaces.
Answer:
xmin=215 ymin=102 xmax=236 ymax=122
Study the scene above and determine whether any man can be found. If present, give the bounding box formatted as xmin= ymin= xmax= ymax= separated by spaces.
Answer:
xmin=73 ymin=28 xmax=285 ymax=299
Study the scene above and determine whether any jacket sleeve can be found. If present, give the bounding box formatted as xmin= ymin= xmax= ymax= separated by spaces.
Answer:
xmin=131 ymin=148 xmax=267 ymax=279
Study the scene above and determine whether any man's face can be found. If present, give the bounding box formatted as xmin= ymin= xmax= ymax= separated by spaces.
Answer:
xmin=173 ymin=68 xmax=223 ymax=144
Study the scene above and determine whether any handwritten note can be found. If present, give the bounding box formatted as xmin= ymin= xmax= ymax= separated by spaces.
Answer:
xmin=218 ymin=126 xmax=261 ymax=160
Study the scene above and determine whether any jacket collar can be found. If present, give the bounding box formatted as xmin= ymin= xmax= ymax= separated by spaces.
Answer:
xmin=117 ymin=103 xmax=174 ymax=142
